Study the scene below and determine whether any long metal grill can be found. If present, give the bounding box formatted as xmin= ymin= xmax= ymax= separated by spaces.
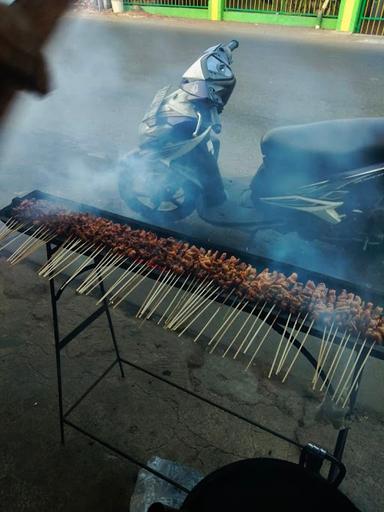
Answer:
xmin=1 ymin=190 xmax=383 ymax=410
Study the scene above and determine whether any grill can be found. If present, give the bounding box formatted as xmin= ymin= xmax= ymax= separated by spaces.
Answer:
xmin=2 ymin=189 xmax=379 ymax=490
xmin=1 ymin=190 xmax=383 ymax=394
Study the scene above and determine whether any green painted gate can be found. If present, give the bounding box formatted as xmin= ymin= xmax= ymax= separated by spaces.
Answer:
xmin=357 ymin=0 xmax=384 ymax=35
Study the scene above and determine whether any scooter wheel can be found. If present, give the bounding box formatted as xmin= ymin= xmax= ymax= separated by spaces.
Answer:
xmin=118 ymin=152 xmax=199 ymax=223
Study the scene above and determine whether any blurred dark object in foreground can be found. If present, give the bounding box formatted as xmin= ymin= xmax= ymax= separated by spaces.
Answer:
xmin=0 ymin=0 xmax=71 ymax=121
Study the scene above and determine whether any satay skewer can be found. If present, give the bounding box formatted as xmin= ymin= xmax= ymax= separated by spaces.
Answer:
xmin=39 ymin=241 xmax=77 ymax=275
xmin=282 ymin=319 xmax=315 ymax=383
xmin=96 ymin=259 xmax=142 ymax=303
xmin=47 ymin=243 xmax=95 ymax=280
xmin=112 ymin=265 xmax=156 ymax=308
xmin=79 ymin=252 xmax=124 ymax=291
xmin=136 ymin=268 xmax=171 ymax=318
xmin=145 ymin=273 xmax=182 ymax=321
xmin=157 ymin=274 xmax=191 ymax=326
xmin=209 ymin=300 xmax=249 ymax=354
xmin=193 ymin=289 xmax=234 ymax=343
xmin=312 ymin=324 xmax=329 ymax=386
xmin=178 ymin=287 xmax=222 ymax=337
xmin=170 ymin=281 xmax=215 ymax=331
xmin=76 ymin=250 xmax=115 ymax=293
xmin=9 ymin=228 xmax=55 ymax=264
xmin=331 ymin=336 xmax=359 ymax=401
xmin=39 ymin=237 xmax=85 ymax=272
xmin=108 ymin=262 xmax=148 ymax=302
xmin=341 ymin=341 xmax=375 ymax=409
xmin=243 ymin=304 xmax=277 ymax=355
xmin=245 ymin=315 xmax=279 ymax=371
xmin=233 ymin=302 xmax=266 ymax=359
xmin=164 ymin=276 xmax=197 ymax=326
xmin=323 ymin=332 xmax=351 ymax=396
xmin=312 ymin=322 xmax=336 ymax=389
xmin=0 ymin=225 xmax=33 ymax=252
xmin=275 ymin=314 xmax=301 ymax=375
xmin=84 ymin=255 xmax=127 ymax=295
xmin=223 ymin=302 xmax=259 ymax=358
xmin=313 ymin=326 xmax=339 ymax=390
xmin=59 ymin=245 xmax=104 ymax=289
xmin=319 ymin=329 xmax=348 ymax=392
xmin=167 ymin=277 xmax=210 ymax=329
xmin=276 ymin=313 xmax=308 ymax=373
xmin=39 ymin=238 xmax=87 ymax=276
xmin=268 ymin=312 xmax=291 ymax=378
xmin=335 ymin=338 xmax=367 ymax=405
xmin=173 ymin=284 xmax=219 ymax=332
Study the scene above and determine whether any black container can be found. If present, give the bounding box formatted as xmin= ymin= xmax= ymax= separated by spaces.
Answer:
xmin=180 ymin=458 xmax=359 ymax=512
xmin=149 ymin=458 xmax=359 ymax=512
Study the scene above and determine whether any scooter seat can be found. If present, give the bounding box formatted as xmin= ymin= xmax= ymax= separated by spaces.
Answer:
xmin=259 ymin=118 xmax=384 ymax=194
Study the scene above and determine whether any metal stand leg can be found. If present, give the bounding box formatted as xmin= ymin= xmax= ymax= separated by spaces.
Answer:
xmin=47 ymin=245 xmax=66 ymax=445
xmin=99 ymin=280 xmax=125 ymax=378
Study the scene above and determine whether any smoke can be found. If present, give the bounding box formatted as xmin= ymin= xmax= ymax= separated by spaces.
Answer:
xmin=0 ymin=14 xmax=383 ymax=289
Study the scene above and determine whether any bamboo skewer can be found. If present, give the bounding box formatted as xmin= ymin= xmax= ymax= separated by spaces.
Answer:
xmin=8 ymin=228 xmax=55 ymax=265
xmin=243 ymin=304 xmax=276 ymax=355
xmin=96 ymin=259 xmax=141 ymax=304
xmin=245 ymin=315 xmax=279 ymax=371
xmin=145 ymin=273 xmax=182 ymax=321
xmin=157 ymin=274 xmax=191 ymax=326
xmin=282 ymin=319 xmax=315 ymax=383
xmin=108 ymin=262 xmax=148 ymax=302
xmin=313 ymin=326 xmax=339 ymax=390
xmin=335 ymin=338 xmax=367 ymax=405
xmin=233 ymin=302 xmax=266 ymax=359
xmin=137 ymin=269 xmax=170 ymax=319
xmin=268 ymin=313 xmax=291 ymax=378
xmin=84 ymin=255 xmax=127 ymax=296
xmin=319 ymin=329 xmax=348 ymax=392
xmin=341 ymin=342 xmax=375 ymax=409
xmin=323 ymin=332 xmax=351 ymax=396
xmin=276 ymin=314 xmax=301 ymax=374
xmin=165 ymin=277 xmax=204 ymax=329
xmin=7 ymin=226 xmax=46 ymax=259
xmin=40 ymin=238 xmax=86 ymax=274
xmin=222 ymin=302 xmax=259 ymax=358
xmin=331 ymin=336 xmax=359 ymax=401
xmin=166 ymin=277 xmax=210 ymax=330
xmin=0 ymin=219 xmax=25 ymax=242
xmin=178 ymin=287 xmax=222 ymax=337
xmin=76 ymin=250 xmax=115 ymax=293
xmin=312 ymin=322 xmax=336 ymax=389
xmin=47 ymin=243 xmax=95 ymax=280
xmin=164 ymin=277 xmax=197 ymax=327
xmin=0 ymin=225 xmax=34 ymax=252
xmin=208 ymin=297 xmax=244 ymax=346
xmin=60 ymin=245 xmax=104 ymax=290
xmin=112 ymin=265 xmax=155 ymax=308
xmin=209 ymin=300 xmax=249 ymax=354
xmin=276 ymin=313 xmax=308 ymax=374
xmin=39 ymin=236 xmax=78 ymax=274
xmin=312 ymin=324 xmax=329 ymax=386
xmin=193 ymin=289 xmax=234 ymax=343
xmin=173 ymin=283 xmax=219 ymax=331
xmin=170 ymin=280 xmax=215 ymax=331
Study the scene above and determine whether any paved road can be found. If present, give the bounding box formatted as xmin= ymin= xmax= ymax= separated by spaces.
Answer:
xmin=1 ymin=14 xmax=384 ymax=285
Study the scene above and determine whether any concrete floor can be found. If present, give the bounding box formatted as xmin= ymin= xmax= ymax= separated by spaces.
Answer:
xmin=0 ymin=251 xmax=384 ymax=511
xmin=1 ymin=12 xmax=384 ymax=512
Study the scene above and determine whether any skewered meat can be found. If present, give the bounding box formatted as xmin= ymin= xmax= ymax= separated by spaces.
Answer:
xmin=12 ymin=199 xmax=383 ymax=344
